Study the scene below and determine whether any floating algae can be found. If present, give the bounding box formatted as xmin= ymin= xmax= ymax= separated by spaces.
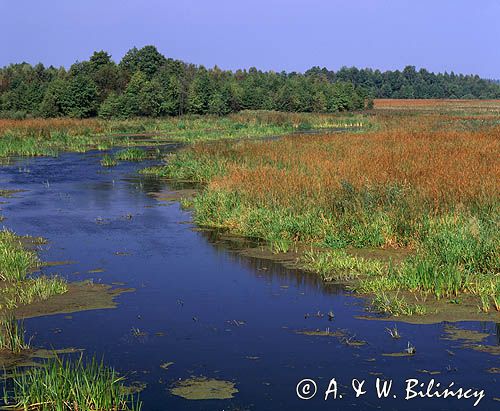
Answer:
xmin=12 ymin=283 xmax=133 ymax=319
xmin=170 ymin=376 xmax=238 ymax=400
xmin=440 ymin=325 xmax=499 ymax=355
xmin=295 ymin=329 xmax=344 ymax=337
xmin=441 ymin=325 xmax=490 ymax=343
xmin=160 ymin=361 xmax=174 ymax=370
xmin=0 ymin=347 xmax=81 ymax=370
xmin=382 ymin=352 xmax=415 ymax=357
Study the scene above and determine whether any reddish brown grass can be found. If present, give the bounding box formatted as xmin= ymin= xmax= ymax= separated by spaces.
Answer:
xmin=0 ymin=118 xmax=103 ymax=138
xmin=202 ymin=115 xmax=499 ymax=211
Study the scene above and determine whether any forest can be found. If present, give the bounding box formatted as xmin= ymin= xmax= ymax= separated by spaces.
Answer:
xmin=1 ymin=46 xmax=499 ymax=119
xmin=0 ymin=46 xmax=368 ymax=119
xmin=306 ymin=65 xmax=500 ymax=99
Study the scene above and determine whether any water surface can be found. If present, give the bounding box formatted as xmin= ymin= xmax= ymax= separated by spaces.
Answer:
xmin=0 ymin=150 xmax=498 ymax=410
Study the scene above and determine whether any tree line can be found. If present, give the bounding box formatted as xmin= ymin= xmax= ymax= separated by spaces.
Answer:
xmin=306 ymin=66 xmax=500 ymax=99
xmin=1 ymin=46 xmax=499 ymax=119
xmin=0 ymin=46 xmax=367 ymax=119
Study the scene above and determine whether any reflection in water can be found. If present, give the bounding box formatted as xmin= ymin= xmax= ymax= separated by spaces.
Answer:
xmin=199 ymin=228 xmax=346 ymax=295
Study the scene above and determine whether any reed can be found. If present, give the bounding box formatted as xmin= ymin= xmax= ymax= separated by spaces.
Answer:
xmin=3 ymin=355 xmax=142 ymax=410
xmin=0 ymin=313 xmax=30 ymax=353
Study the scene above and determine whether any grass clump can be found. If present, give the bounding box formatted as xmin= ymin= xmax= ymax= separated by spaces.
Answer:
xmin=114 ymin=148 xmax=148 ymax=162
xmin=0 ymin=229 xmax=68 ymax=311
xmin=0 ymin=230 xmax=39 ymax=282
xmin=2 ymin=355 xmax=142 ymax=410
xmin=100 ymin=154 xmax=117 ymax=167
xmin=371 ymin=292 xmax=427 ymax=316
xmin=302 ymin=249 xmax=384 ymax=281
xmin=141 ymin=150 xmax=229 ymax=182
xmin=0 ymin=313 xmax=30 ymax=354
xmin=1 ymin=277 xmax=68 ymax=310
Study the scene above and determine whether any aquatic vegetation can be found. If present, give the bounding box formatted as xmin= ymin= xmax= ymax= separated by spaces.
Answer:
xmin=0 ymin=230 xmax=39 ymax=282
xmin=100 ymin=154 xmax=117 ymax=167
xmin=1 ymin=277 xmax=68 ymax=310
xmin=386 ymin=325 xmax=401 ymax=339
xmin=152 ymin=105 xmax=499 ymax=317
xmin=0 ymin=230 xmax=68 ymax=312
xmin=114 ymin=147 xmax=148 ymax=161
xmin=371 ymin=292 xmax=427 ymax=316
xmin=170 ymin=376 xmax=238 ymax=400
xmin=2 ymin=355 xmax=142 ymax=410
xmin=0 ymin=112 xmax=367 ymax=158
xmin=405 ymin=342 xmax=417 ymax=355
xmin=0 ymin=314 xmax=30 ymax=354
xmin=301 ymin=249 xmax=384 ymax=281
xmin=159 ymin=361 xmax=174 ymax=370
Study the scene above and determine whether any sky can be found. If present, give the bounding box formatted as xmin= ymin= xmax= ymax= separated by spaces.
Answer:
xmin=2 ymin=0 xmax=499 ymax=78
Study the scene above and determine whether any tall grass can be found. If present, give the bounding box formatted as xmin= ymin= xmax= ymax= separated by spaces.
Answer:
xmin=0 ymin=111 xmax=367 ymax=158
xmin=151 ymin=111 xmax=499 ymax=314
xmin=1 ymin=277 xmax=68 ymax=310
xmin=0 ymin=230 xmax=39 ymax=282
xmin=114 ymin=148 xmax=148 ymax=161
xmin=0 ymin=313 xmax=30 ymax=353
xmin=3 ymin=355 xmax=142 ymax=410
xmin=0 ymin=230 xmax=68 ymax=310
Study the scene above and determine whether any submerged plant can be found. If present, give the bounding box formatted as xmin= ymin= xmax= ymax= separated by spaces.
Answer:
xmin=386 ymin=325 xmax=401 ymax=339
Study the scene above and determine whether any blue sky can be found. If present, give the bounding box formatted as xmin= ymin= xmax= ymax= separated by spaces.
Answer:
xmin=2 ymin=0 xmax=499 ymax=78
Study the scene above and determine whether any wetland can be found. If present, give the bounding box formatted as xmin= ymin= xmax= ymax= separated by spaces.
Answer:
xmin=0 ymin=105 xmax=498 ymax=410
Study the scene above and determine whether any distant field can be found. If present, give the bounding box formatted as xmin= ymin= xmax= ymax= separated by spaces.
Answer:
xmin=374 ymin=98 xmax=500 ymax=115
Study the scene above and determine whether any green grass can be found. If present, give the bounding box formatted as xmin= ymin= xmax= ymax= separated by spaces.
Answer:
xmin=0 ymin=111 xmax=368 ymax=158
xmin=0 ymin=230 xmax=68 ymax=311
xmin=140 ymin=151 xmax=229 ymax=182
xmin=114 ymin=147 xmax=148 ymax=161
xmin=1 ymin=277 xmax=68 ymax=310
xmin=100 ymin=154 xmax=117 ymax=167
xmin=371 ymin=292 xmax=427 ymax=316
xmin=0 ymin=230 xmax=39 ymax=282
xmin=2 ymin=355 xmax=142 ymax=410
xmin=148 ymin=138 xmax=499 ymax=316
xmin=0 ymin=313 xmax=30 ymax=354
xmin=301 ymin=249 xmax=384 ymax=281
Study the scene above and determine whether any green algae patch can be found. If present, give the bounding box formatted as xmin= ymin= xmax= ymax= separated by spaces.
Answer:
xmin=440 ymin=325 xmax=500 ymax=356
xmin=170 ymin=376 xmax=238 ymax=400
xmin=150 ymin=188 xmax=199 ymax=203
xmin=41 ymin=260 xmax=77 ymax=268
xmin=382 ymin=352 xmax=415 ymax=357
xmin=295 ymin=329 xmax=344 ymax=337
xmin=416 ymin=369 xmax=441 ymax=375
xmin=441 ymin=325 xmax=490 ymax=343
xmin=0 ymin=347 xmax=81 ymax=370
xmin=12 ymin=283 xmax=134 ymax=319
xmin=87 ymin=268 xmax=105 ymax=274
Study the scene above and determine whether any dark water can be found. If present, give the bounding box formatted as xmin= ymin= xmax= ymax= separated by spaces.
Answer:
xmin=0 ymin=150 xmax=498 ymax=411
